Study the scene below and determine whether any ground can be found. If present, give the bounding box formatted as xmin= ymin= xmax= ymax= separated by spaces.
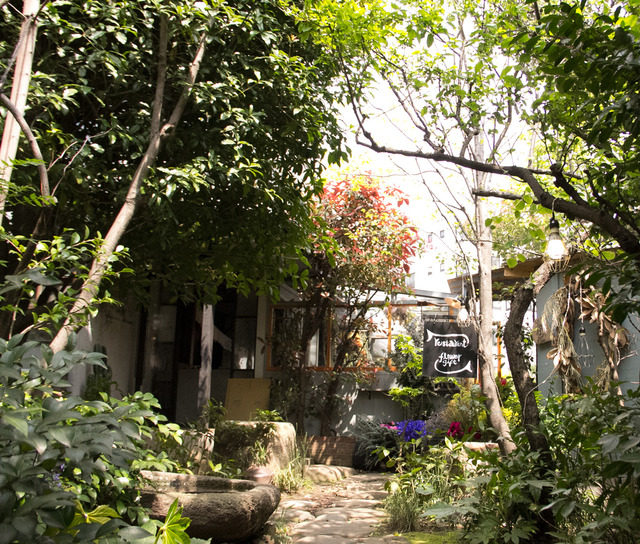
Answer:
xmin=256 ymin=468 xmax=461 ymax=544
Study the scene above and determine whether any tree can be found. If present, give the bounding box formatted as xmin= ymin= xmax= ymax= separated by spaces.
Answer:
xmin=0 ymin=0 xmax=345 ymax=346
xmin=303 ymin=0 xmax=640 ymax=451
xmin=272 ymin=169 xmax=421 ymax=434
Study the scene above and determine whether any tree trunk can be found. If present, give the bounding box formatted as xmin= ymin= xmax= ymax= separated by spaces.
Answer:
xmin=49 ymin=19 xmax=209 ymax=353
xmin=320 ymin=374 xmax=340 ymax=436
xmin=503 ymin=284 xmax=551 ymax=455
xmin=502 ymin=264 xmax=556 ymax=542
xmin=0 ymin=0 xmax=39 ymax=226
xmin=474 ymin=142 xmax=515 ymax=455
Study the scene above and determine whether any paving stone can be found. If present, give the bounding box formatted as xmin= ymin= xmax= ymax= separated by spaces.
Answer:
xmin=294 ymin=536 xmax=353 ymax=543
xmin=293 ymin=519 xmax=378 ymax=538
xmin=268 ymin=467 xmax=398 ymax=543
xmin=313 ymin=511 xmax=350 ymax=522
xmin=279 ymin=499 xmax=318 ymax=509
xmin=277 ymin=509 xmax=315 ymax=522
xmin=334 ymin=498 xmax=382 ymax=508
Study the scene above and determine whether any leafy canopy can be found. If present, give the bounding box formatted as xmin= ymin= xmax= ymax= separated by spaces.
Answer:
xmin=303 ymin=0 xmax=640 ymax=320
xmin=316 ymin=171 xmax=421 ymax=295
xmin=0 ymin=0 xmax=345 ymax=310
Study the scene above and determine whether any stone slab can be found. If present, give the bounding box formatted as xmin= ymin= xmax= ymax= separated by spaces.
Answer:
xmin=305 ymin=464 xmax=356 ymax=483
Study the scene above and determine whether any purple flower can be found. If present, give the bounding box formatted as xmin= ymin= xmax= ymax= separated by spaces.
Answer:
xmin=395 ymin=419 xmax=428 ymax=442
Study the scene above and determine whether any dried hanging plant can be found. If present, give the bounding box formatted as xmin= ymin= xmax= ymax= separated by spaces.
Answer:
xmin=579 ymin=288 xmax=629 ymax=390
xmin=536 ymin=276 xmax=629 ymax=393
xmin=539 ymin=283 xmax=582 ymax=393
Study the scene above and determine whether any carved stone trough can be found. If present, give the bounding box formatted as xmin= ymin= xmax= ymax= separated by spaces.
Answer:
xmin=140 ymin=470 xmax=281 ymax=542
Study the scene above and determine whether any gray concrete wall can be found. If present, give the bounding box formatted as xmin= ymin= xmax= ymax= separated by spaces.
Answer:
xmin=71 ymin=301 xmax=141 ymax=399
xmin=536 ymin=274 xmax=640 ymax=397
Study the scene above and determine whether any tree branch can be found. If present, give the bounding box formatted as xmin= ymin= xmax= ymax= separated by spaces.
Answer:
xmin=0 ymin=92 xmax=49 ymax=196
xmin=356 ymin=133 xmax=640 ymax=255
xmin=473 ymin=188 xmax=538 ymax=203
xmin=49 ymin=15 xmax=210 ymax=353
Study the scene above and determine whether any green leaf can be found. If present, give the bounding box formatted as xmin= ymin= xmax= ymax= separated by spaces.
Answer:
xmin=156 ymin=499 xmax=191 ymax=544
xmin=2 ymin=412 xmax=29 ymax=437
xmin=25 ymin=269 xmax=63 ymax=287
xmin=598 ymin=433 xmax=620 ymax=455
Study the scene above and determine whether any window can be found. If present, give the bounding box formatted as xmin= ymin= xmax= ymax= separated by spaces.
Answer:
xmin=267 ymin=305 xmax=330 ymax=369
xmin=267 ymin=304 xmax=383 ymax=371
xmin=233 ymin=294 xmax=258 ymax=370
xmin=439 ymin=230 xmax=445 ymax=239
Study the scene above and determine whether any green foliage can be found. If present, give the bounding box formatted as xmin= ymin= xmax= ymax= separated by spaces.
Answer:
xmin=485 ymin=196 xmax=549 ymax=264
xmin=197 ymin=399 xmax=226 ymax=430
xmin=147 ymin=399 xmax=227 ymax=476
xmin=389 ymin=335 xmax=439 ymax=420
xmin=82 ymin=360 xmax=117 ymax=402
xmin=150 ymin=498 xmax=191 ymax=544
xmin=151 ymin=425 xmax=217 ymax=477
xmin=0 ymin=226 xmax=131 ymax=338
xmin=0 ymin=335 xmax=188 ymax=543
xmin=403 ymin=532 xmax=461 ymax=544
xmin=384 ymin=490 xmax=424 ymax=533
xmin=1 ymin=0 xmax=346 ymax=309
xmin=497 ymin=376 xmax=522 ymax=430
xmin=502 ymin=0 xmax=640 ymax=317
xmin=352 ymin=419 xmax=401 ymax=471
xmin=581 ymin=252 xmax=640 ymax=324
xmin=425 ymin=382 xmax=640 ymax=543
xmin=252 ymin=409 xmax=284 ymax=422
xmin=441 ymin=383 xmax=487 ymax=438
xmin=308 ymin=0 xmax=640 ymax=321
xmin=213 ymin=421 xmax=276 ymax=471
xmin=271 ymin=437 xmax=312 ymax=494
xmin=383 ymin=437 xmax=470 ymax=533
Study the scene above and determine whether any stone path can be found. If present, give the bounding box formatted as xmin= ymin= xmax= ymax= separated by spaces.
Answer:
xmin=269 ymin=467 xmax=409 ymax=543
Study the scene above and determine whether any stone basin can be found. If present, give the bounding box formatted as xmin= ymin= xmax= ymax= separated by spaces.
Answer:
xmin=140 ymin=470 xmax=281 ymax=542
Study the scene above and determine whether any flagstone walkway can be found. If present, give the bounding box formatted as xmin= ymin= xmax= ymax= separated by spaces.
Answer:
xmin=269 ymin=467 xmax=410 ymax=543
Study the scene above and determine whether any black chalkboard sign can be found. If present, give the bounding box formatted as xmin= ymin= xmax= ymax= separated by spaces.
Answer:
xmin=422 ymin=320 xmax=478 ymax=378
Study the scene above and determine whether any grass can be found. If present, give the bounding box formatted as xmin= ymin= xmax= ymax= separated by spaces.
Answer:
xmin=403 ymin=531 xmax=461 ymax=543
xmin=384 ymin=490 xmax=423 ymax=533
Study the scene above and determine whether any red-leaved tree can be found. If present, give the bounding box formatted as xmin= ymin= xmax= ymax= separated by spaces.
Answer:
xmin=274 ymin=171 xmax=421 ymax=434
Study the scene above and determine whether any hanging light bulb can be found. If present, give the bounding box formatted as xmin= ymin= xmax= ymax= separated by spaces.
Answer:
xmin=545 ymin=213 xmax=566 ymax=260
xmin=457 ymin=304 xmax=470 ymax=325
xmin=456 ymin=283 xmax=471 ymax=326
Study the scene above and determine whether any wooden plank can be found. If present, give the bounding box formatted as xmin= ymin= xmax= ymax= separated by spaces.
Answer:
xmin=224 ymin=378 xmax=271 ymax=420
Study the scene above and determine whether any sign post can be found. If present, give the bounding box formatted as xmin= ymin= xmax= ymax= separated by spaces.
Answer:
xmin=422 ymin=320 xmax=478 ymax=378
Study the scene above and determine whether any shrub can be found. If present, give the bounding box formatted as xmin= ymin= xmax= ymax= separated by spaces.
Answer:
xmin=384 ymin=489 xmax=423 ymax=533
xmin=389 ymin=335 xmax=440 ymax=420
xmin=426 ymin=381 xmax=640 ymax=544
xmin=442 ymin=382 xmax=487 ymax=438
xmin=383 ymin=436 xmax=470 ymax=534
xmin=213 ymin=420 xmax=276 ymax=471
xmin=352 ymin=419 xmax=400 ymax=470
xmin=0 ymin=334 xmax=192 ymax=543
xmin=271 ymin=437 xmax=312 ymax=493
